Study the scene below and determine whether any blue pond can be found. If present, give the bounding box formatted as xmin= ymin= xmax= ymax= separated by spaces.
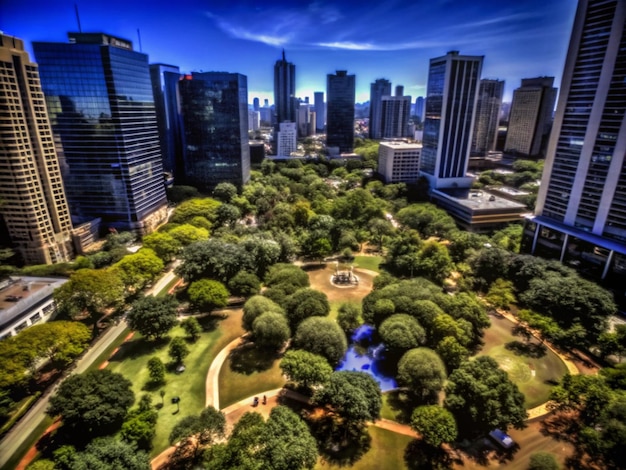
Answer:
xmin=336 ymin=324 xmax=397 ymax=392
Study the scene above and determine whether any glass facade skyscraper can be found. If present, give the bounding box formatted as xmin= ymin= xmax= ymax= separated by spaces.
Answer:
xmin=369 ymin=78 xmax=391 ymax=139
xmin=326 ymin=70 xmax=355 ymax=153
xmin=150 ymin=63 xmax=182 ymax=177
xmin=274 ymin=50 xmax=296 ymax=129
xmin=33 ymin=33 xmax=168 ymax=234
xmin=421 ymin=51 xmax=483 ymax=189
xmin=178 ymin=72 xmax=250 ymax=191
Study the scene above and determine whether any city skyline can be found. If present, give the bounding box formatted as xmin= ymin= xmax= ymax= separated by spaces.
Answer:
xmin=4 ymin=0 xmax=577 ymax=105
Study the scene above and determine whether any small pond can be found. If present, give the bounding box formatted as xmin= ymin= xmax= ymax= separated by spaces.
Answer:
xmin=336 ymin=324 xmax=397 ymax=392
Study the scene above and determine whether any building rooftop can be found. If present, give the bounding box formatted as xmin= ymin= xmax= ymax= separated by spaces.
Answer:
xmin=434 ymin=188 xmax=528 ymax=211
xmin=0 ymin=277 xmax=67 ymax=330
xmin=379 ymin=141 xmax=422 ymax=150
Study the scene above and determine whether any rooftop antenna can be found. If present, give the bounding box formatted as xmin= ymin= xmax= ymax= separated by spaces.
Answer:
xmin=137 ymin=29 xmax=142 ymax=52
xmin=74 ymin=3 xmax=82 ymax=33
xmin=282 ymin=49 xmax=285 ymax=61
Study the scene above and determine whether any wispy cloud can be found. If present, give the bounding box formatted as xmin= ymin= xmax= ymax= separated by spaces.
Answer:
xmin=205 ymin=12 xmax=291 ymax=46
xmin=315 ymin=39 xmax=451 ymax=51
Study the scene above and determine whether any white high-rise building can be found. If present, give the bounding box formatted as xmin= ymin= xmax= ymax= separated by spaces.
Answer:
xmin=378 ymin=141 xmax=422 ymax=183
xmin=420 ymin=51 xmax=483 ymax=190
xmin=277 ymin=122 xmax=297 ymax=157
xmin=528 ymin=0 xmax=626 ymax=285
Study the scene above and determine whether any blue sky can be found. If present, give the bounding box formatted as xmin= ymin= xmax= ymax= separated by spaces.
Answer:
xmin=3 ymin=0 xmax=578 ymax=105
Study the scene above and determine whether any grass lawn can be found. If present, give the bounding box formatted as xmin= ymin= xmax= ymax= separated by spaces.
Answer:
xmin=353 ymin=255 xmax=383 ymax=273
xmin=218 ymin=343 xmax=286 ymax=408
xmin=478 ymin=314 xmax=568 ymax=408
xmin=105 ymin=308 xmax=244 ymax=457
xmin=314 ymin=426 xmax=413 ymax=470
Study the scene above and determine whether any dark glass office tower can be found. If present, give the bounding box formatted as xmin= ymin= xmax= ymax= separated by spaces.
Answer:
xmin=471 ymin=79 xmax=504 ymax=156
xmin=369 ymin=78 xmax=391 ymax=139
xmin=327 ymin=70 xmax=355 ymax=153
xmin=33 ymin=33 xmax=168 ymax=234
xmin=178 ymin=72 xmax=250 ymax=191
xmin=150 ymin=63 xmax=182 ymax=176
xmin=421 ymin=51 xmax=482 ymax=189
xmin=273 ymin=50 xmax=296 ymax=128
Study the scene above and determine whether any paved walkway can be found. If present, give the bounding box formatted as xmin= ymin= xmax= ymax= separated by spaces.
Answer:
xmin=205 ymin=337 xmax=244 ymax=409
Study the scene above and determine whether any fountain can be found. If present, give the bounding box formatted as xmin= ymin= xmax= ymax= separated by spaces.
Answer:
xmin=336 ymin=324 xmax=397 ymax=392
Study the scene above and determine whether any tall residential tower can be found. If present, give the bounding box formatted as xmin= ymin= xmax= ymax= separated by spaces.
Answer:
xmin=0 ymin=34 xmax=74 ymax=264
xmin=420 ymin=51 xmax=483 ymax=189
xmin=369 ymin=78 xmax=391 ymax=139
xmin=33 ymin=33 xmax=168 ymax=234
xmin=528 ymin=0 xmax=626 ymax=286
xmin=273 ymin=50 xmax=296 ymax=128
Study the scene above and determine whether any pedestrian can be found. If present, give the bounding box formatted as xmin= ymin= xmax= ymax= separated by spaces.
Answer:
xmin=262 ymin=395 xmax=267 ymax=405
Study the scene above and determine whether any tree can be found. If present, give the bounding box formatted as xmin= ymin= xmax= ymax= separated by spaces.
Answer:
xmin=444 ymin=356 xmax=527 ymax=437
xmin=170 ymin=197 xmax=221 ymax=224
xmin=112 ymin=248 xmax=164 ymax=291
xmin=397 ymin=348 xmax=447 ymax=401
xmin=168 ymin=337 xmax=189 ymax=365
xmin=307 ymin=237 xmax=333 ymax=261
xmin=435 ymin=336 xmax=469 ymax=372
xmin=252 ymin=312 xmax=291 ymax=350
xmin=54 ymin=268 xmax=125 ymax=319
xmin=264 ymin=263 xmax=310 ymax=294
xmin=379 ymin=314 xmax=426 ymax=353
xmin=228 ymin=270 xmax=261 ymax=298
xmin=294 ymin=317 xmax=348 ymax=367
xmin=469 ymin=247 xmax=512 ymax=290
xmin=168 ymin=223 xmax=210 ymax=246
xmin=177 ymin=238 xmax=254 ymax=283
xmin=170 ymin=406 xmax=226 ymax=462
xmin=127 ymin=295 xmax=178 ymax=341
xmin=414 ymin=240 xmax=453 ymax=284
xmin=146 ymin=356 xmax=166 ymax=385
xmin=368 ymin=218 xmax=394 ymax=251
xmin=121 ymin=395 xmax=158 ymax=450
xmin=259 ymin=406 xmax=318 ymax=470
xmin=410 ymin=405 xmax=458 ymax=447
xmin=242 ymin=295 xmax=285 ymax=331
xmin=528 ymin=452 xmax=560 ymax=470
xmin=142 ymin=231 xmax=181 ymax=262
xmin=337 ymin=303 xmax=361 ymax=335
xmin=188 ymin=279 xmax=229 ymax=312
xmin=208 ymin=411 xmax=266 ymax=469
xmin=284 ymin=288 xmax=330 ymax=330
xmin=280 ymin=350 xmax=333 ymax=389
xmin=16 ymin=321 xmax=91 ymax=366
xmin=213 ymin=182 xmax=238 ymax=203
xmin=314 ymin=371 xmax=381 ymax=424
xmin=395 ymin=203 xmax=456 ymax=239
xmin=47 ymin=369 xmax=134 ymax=438
xmin=66 ymin=437 xmax=150 ymax=470
xmin=181 ymin=316 xmax=202 ymax=341
xmin=548 ymin=373 xmax=613 ymax=424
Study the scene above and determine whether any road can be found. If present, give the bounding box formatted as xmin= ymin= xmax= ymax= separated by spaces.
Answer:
xmin=0 ymin=265 xmax=179 ymax=469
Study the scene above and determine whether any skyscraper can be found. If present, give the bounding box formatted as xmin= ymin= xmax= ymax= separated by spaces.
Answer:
xmin=326 ymin=70 xmax=355 ymax=154
xmin=415 ymin=96 xmax=425 ymax=123
xmin=369 ymin=78 xmax=391 ymax=139
xmin=421 ymin=51 xmax=483 ymax=189
xmin=381 ymin=86 xmax=412 ymax=139
xmin=0 ymin=34 xmax=74 ymax=264
xmin=528 ymin=0 xmax=626 ymax=283
xmin=178 ymin=72 xmax=250 ymax=191
xmin=277 ymin=122 xmax=297 ymax=157
xmin=150 ymin=63 xmax=182 ymax=175
xmin=504 ymin=77 xmax=557 ymax=157
xmin=314 ymin=91 xmax=325 ymax=132
xmin=273 ymin=50 xmax=296 ymax=128
xmin=471 ymin=79 xmax=505 ymax=156
xmin=33 ymin=33 xmax=167 ymax=235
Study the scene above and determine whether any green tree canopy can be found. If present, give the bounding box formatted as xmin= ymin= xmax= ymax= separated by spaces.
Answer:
xmin=337 ymin=303 xmax=361 ymax=335
xmin=294 ymin=317 xmax=347 ymax=367
xmin=64 ymin=437 xmax=150 ymax=470
xmin=264 ymin=263 xmax=310 ymax=294
xmin=142 ymin=231 xmax=181 ymax=262
xmin=170 ymin=406 xmax=226 ymax=462
xmin=410 ymin=405 xmax=458 ymax=447
xmin=112 ymin=248 xmax=164 ymax=292
xmin=528 ymin=452 xmax=560 ymax=470
xmin=379 ymin=314 xmax=426 ymax=353
xmin=127 ymin=295 xmax=178 ymax=340
xmin=168 ymin=223 xmax=210 ymax=246
xmin=280 ymin=350 xmax=333 ymax=389
xmin=444 ymin=356 xmax=527 ymax=437
xmin=252 ymin=312 xmax=291 ymax=350
xmin=313 ymin=371 xmax=382 ymax=424
xmin=228 ymin=270 xmax=261 ymax=298
xmin=188 ymin=279 xmax=229 ymax=312
xmin=168 ymin=337 xmax=189 ymax=365
xmin=47 ymin=369 xmax=134 ymax=438
xmin=397 ymin=348 xmax=447 ymax=401
xmin=181 ymin=316 xmax=202 ymax=341
xmin=284 ymin=288 xmax=330 ymax=330
xmin=242 ymin=295 xmax=285 ymax=332
xmin=170 ymin=197 xmax=221 ymax=224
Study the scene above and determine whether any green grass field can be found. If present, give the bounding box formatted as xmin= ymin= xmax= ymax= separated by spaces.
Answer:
xmin=353 ymin=255 xmax=383 ymax=273
xmin=314 ymin=426 xmax=413 ymax=470
xmin=105 ymin=309 xmax=244 ymax=456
